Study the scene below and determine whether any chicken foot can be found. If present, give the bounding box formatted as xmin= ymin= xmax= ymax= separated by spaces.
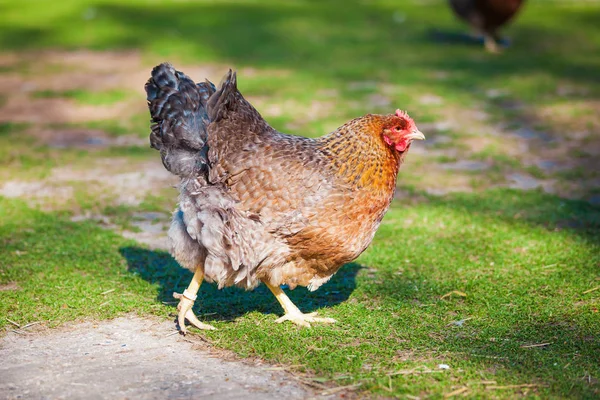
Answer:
xmin=483 ymin=31 xmax=504 ymax=53
xmin=264 ymin=282 xmax=336 ymax=328
xmin=483 ymin=36 xmax=500 ymax=53
xmin=173 ymin=268 xmax=216 ymax=334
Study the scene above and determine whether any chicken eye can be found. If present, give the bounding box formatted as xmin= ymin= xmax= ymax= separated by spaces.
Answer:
xmin=394 ymin=126 xmax=401 ymax=132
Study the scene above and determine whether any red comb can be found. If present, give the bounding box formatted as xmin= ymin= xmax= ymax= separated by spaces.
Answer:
xmin=395 ymin=109 xmax=416 ymax=131
xmin=395 ymin=109 xmax=409 ymax=119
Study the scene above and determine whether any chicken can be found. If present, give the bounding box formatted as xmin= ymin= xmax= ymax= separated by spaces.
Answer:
xmin=449 ymin=0 xmax=525 ymax=52
xmin=145 ymin=64 xmax=424 ymax=333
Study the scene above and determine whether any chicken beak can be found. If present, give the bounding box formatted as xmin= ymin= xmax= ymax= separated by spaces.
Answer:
xmin=406 ymin=129 xmax=425 ymax=141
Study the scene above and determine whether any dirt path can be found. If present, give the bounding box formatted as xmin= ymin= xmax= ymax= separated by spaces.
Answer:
xmin=0 ymin=316 xmax=319 ymax=400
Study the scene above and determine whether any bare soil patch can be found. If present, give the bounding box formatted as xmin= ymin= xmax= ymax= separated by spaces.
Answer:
xmin=0 ymin=50 xmax=224 ymax=126
xmin=3 ymin=49 xmax=596 ymax=200
xmin=431 ymin=103 xmax=600 ymax=200
xmin=0 ymin=158 xmax=177 ymax=209
xmin=25 ymin=125 xmax=148 ymax=148
xmin=0 ymin=316 xmax=321 ymax=400
xmin=0 ymin=282 xmax=19 ymax=292
xmin=0 ymin=96 xmax=144 ymax=124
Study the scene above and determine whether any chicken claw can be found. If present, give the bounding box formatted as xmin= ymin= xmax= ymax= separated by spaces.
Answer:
xmin=484 ymin=35 xmax=502 ymax=54
xmin=173 ymin=292 xmax=216 ymax=334
xmin=275 ymin=311 xmax=337 ymax=328
xmin=263 ymin=281 xmax=337 ymax=328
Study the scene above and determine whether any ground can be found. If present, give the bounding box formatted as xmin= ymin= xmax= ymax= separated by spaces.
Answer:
xmin=0 ymin=316 xmax=315 ymax=399
xmin=0 ymin=0 xmax=599 ymax=399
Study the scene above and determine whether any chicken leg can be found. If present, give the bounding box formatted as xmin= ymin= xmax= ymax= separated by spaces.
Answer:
xmin=173 ymin=268 xmax=216 ymax=334
xmin=264 ymin=282 xmax=336 ymax=328
xmin=483 ymin=35 xmax=500 ymax=53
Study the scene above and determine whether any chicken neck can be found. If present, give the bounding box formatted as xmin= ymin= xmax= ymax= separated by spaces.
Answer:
xmin=317 ymin=123 xmax=402 ymax=195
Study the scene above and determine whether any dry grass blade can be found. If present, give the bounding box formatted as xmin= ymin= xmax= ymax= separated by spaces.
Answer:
xmin=10 ymin=329 xmax=31 ymax=335
xmin=21 ymin=321 xmax=41 ymax=329
xmin=288 ymin=364 xmax=307 ymax=368
xmin=101 ymin=288 xmax=116 ymax=295
xmin=447 ymin=317 xmax=472 ymax=326
xmin=388 ymin=366 xmax=444 ymax=377
xmin=320 ymin=383 xmax=362 ymax=395
xmin=444 ymin=387 xmax=469 ymax=398
xmin=486 ymin=384 xmax=543 ymax=390
xmin=295 ymin=377 xmax=329 ymax=390
xmin=582 ymin=286 xmax=599 ymax=294
xmin=440 ymin=290 xmax=467 ymax=300
xmin=6 ymin=318 xmax=20 ymax=328
xmin=332 ymin=374 xmax=352 ymax=380
xmin=520 ymin=342 xmax=551 ymax=348
xmin=182 ymin=333 xmax=211 ymax=344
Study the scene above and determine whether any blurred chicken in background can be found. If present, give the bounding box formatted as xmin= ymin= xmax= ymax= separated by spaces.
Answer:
xmin=449 ymin=0 xmax=526 ymax=52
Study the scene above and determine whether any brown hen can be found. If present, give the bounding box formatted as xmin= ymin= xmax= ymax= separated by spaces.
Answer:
xmin=449 ymin=0 xmax=525 ymax=52
xmin=145 ymin=64 xmax=424 ymax=332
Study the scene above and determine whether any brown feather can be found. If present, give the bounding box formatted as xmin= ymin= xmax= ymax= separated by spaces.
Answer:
xmin=146 ymin=64 xmax=420 ymax=292
xmin=449 ymin=0 xmax=525 ymax=43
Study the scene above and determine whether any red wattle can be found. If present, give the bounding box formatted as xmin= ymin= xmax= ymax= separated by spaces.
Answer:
xmin=395 ymin=140 xmax=408 ymax=152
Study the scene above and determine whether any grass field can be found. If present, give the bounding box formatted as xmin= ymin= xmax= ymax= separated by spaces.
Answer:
xmin=0 ymin=0 xmax=599 ymax=398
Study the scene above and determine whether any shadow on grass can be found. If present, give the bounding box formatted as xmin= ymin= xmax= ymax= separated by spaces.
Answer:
xmin=1 ymin=190 xmax=591 ymax=396
xmin=1 ymin=1 xmax=598 ymax=88
xmin=432 ymin=188 xmax=600 ymax=244
xmin=370 ymin=190 xmax=600 ymax=397
xmin=119 ymin=246 xmax=362 ymax=321
xmin=370 ymin=271 xmax=600 ymax=398
xmin=1 ymin=1 xmax=599 ymax=199
xmin=428 ymin=29 xmax=486 ymax=46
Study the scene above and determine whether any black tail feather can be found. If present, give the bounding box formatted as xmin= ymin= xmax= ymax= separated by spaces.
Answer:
xmin=146 ymin=63 xmax=270 ymax=178
xmin=146 ymin=63 xmax=214 ymax=177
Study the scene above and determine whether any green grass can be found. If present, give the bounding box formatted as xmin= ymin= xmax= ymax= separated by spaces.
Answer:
xmin=32 ymin=89 xmax=129 ymax=106
xmin=78 ymin=112 xmax=154 ymax=138
xmin=1 ymin=192 xmax=599 ymax=398
xmin=1 ymin=0 xmax=600 ymax=398
xmin=0 ymin=123 xmax=83 ymax=180
xmin=0 ymin=197 xmax=167 ymax=325
xmin=3 ymin=0 xmax=597 ymax=196
xmin=1 ymin=0 xmax=599 ymax=113
xmin=0 ymin=126 xmax=153 ymax=181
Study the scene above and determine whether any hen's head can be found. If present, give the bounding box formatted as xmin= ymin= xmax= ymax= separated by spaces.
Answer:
xmin=380 ymin=109 xmax=425 ymax=152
